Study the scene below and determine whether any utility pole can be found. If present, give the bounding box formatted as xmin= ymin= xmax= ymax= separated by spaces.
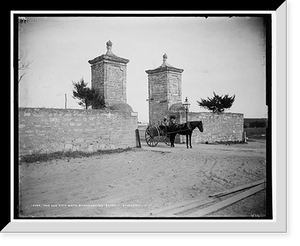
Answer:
xmin=65 ymin=94 xmax=67 ymax=109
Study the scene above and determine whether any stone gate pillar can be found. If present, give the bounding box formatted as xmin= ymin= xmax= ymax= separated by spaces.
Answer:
xmin=146 ymin=54 xmax=184 ymax=124
xmin=88 ymin=40 xmax=130 ymax=107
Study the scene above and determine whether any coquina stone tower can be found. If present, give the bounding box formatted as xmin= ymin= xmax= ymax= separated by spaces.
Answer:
xmin=88 ymin=40 xmax=132 ymax=111
xmin=146 ymin=54 xmax=184 ymax=124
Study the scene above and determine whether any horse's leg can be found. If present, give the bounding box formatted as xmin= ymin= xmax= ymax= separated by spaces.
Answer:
xmin=189 ymin=133 xmax=192 ymax=148
xmin=170 ymin=134 xmax=175 ymax=147
xmin=186 ymin=134 xmax=189 ymax=148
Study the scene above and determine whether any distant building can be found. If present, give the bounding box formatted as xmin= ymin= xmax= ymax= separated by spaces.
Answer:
xmin=244 ymin=118 xmax=268 ymax=128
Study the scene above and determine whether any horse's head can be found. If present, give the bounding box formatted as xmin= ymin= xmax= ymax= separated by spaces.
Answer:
xmin=198 ymin=121 xmax=204 ymax=132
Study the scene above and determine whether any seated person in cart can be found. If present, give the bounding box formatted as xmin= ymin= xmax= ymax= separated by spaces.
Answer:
xmin=159 ymin=116 xmax=169 ymax=133
xmin=162 ymin=115 xmax=191 ymax=132
xmin=161 ymin=115 xmax=181 ymax=133
xmin=162 ymin=116 xmax=169 ymax=127
xmin=169 ymin=115 xmax=180 ymax=131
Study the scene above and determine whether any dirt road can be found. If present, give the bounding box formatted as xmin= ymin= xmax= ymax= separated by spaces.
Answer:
xmin=19 ymin=139 xmax=267 ymax=218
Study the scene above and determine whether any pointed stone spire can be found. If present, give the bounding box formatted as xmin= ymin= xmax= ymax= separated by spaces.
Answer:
xmin=88 ymin=40 xmax=129 ymax=65
xmin=145 ymin=53 xmax=183 ymax=74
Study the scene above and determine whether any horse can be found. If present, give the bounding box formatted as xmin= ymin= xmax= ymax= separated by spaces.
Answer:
xmin=167 ymin=121 xmax=203 ymax=148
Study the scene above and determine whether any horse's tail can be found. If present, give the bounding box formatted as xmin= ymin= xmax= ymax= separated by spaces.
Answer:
xmin=199 ymin=120 xmax=204 ymax=132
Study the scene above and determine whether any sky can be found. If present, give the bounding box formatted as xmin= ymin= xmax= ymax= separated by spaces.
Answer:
xmin=18 ymin=16 xmax=267 ymax=122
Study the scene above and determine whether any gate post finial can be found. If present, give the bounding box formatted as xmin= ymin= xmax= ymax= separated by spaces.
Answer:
xmin=106 ymin=40 xmax=113 ymax=55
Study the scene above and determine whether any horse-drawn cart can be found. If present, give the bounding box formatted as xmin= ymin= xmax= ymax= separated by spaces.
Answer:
xmin=144 ymin=124 xmax=171 ymax=147
xmin=144 ymin=121 xmax=203 ymax=148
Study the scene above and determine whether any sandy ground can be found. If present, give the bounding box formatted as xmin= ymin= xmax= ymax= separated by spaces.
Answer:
xmin=19 ymin=139 xmax=267 ymax=218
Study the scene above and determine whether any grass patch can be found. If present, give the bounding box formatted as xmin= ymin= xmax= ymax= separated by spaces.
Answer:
xmin=20 ymin=147 xmax=136 ymax=164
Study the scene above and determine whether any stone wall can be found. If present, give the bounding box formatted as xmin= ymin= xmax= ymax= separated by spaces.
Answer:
xmin=19 ymin=108 xmax=138 ymax=156
xmin=173 ymin=111 xmax=244 ymax=143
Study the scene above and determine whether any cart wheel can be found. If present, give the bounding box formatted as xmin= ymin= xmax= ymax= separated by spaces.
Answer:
xmin=163 ymin=135 xmax=171 ymax=146
xmin=145 ymin=125 xmax=159 ymax=147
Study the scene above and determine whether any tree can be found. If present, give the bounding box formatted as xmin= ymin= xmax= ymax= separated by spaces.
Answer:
xmin=72 ymin=78 xmax=105 ymax=109
xmin=197 ymin=92 xmax=235 ymax=113
xmin=89 ymin=87 xmax=106 ymax=109
xmin=18 ymin=18 xmax=32 ymax=83
xmin=72 ymin=78 xmax=90 ymax=109
xmin=18 ymin=51 xmax=32 ymax=83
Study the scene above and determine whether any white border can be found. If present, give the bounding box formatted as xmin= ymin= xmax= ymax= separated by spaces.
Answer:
xmin=4 ymin=5 xmax=287 ymax=233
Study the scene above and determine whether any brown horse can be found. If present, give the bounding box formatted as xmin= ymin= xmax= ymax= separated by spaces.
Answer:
xmin=168 ymin=121 xmax=203 ymax=148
